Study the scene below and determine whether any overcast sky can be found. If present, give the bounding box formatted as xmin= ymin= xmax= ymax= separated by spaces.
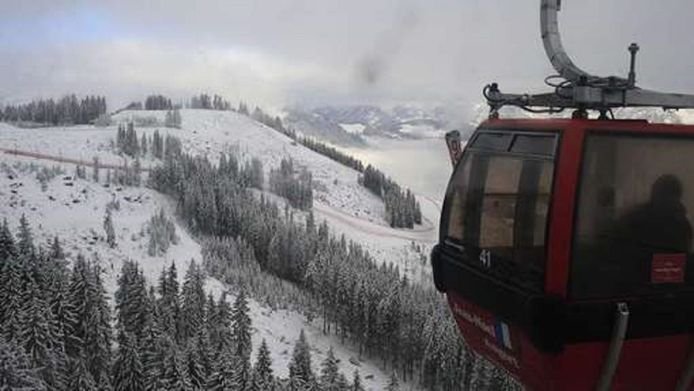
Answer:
xmin=1 ymin=0 xmax=694 ymax=117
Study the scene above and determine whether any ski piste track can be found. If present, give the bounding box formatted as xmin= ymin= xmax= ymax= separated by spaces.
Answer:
xmin=315 ymin=201 xmax=437 ymax=243
xmin=2 ymin=146 xmax=438 ymax=243
xmin=0 ymin=147 xmax=152 ymax=171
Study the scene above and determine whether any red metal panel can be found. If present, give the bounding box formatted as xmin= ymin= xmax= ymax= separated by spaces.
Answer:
xmin=545 ymin=121 xmax=585 ymax=297
xmin=448 ymin=292 xmax=693 ymax=390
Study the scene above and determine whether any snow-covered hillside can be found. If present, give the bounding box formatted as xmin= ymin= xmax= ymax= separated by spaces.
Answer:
xmin=112 ymin=110 xmax=393 ymax=226
xmin=0 ymin=110 xmax=436 ymax=389
xmin=114 ymin=110 xmax=438 ymax=282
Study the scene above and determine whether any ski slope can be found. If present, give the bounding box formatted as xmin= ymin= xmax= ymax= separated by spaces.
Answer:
xmin=0 ymin=155 xmax=414 ymax=390
xmin=0 ymin=110 xmax=436 ymax=389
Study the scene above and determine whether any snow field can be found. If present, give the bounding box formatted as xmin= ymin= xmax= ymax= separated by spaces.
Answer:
xmin=0 ymin=153 xmax=420 ymax=390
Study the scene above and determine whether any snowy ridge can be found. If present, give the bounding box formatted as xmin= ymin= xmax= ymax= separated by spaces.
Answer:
xmin=286 ymin=105 xmax=449 ymax=144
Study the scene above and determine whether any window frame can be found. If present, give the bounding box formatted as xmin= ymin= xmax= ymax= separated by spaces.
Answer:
xmin=441 ymin=129 xmax=560 ymax=293
xmin=569 ymin=130 xmax=694 ymax=300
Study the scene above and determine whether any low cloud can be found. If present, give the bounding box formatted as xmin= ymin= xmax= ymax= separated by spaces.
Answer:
xmin=1 ymin=0 xmax=694 ymax=116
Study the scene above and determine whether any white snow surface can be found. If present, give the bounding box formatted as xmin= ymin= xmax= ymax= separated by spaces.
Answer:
xmin=339 ymin=123 xmax=366 ymax=135
xmin=0 ymin=110 xmax=434 ymax=389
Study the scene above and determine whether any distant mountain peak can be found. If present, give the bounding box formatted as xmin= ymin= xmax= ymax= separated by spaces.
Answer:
xmin=284 ymin=104 xmax=450 ymax=145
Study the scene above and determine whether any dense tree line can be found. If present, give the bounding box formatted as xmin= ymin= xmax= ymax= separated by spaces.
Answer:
xmin=269 ymin=158 xmax=313 ymax=211
xmin=240 ymin=106 xmax=363 ymax=172
xmin=189 ymin=94 xmax=232 ymax=110
xmin=117 ymin=123 xmax=140 ymax=158
xmin=0 ymin=95 xmax=107 ymax=126
xmin=361 ymin=165 xmax=422 ymax=228
xmin=245 ymin=105 xmax=422 ymax=228
xmin=0 ymin=217 xmax=112 ymax=389
xmin=203 ymin=236 xmax=315 ymax=313
xmin=147 ymin=208 xmax=178 ymax=256
xmin=148 ymin=147 xmax=516 ymax=390
xmin=241 ymin=158 xmax=265 ymax=190
xmin=0 ymin=216 xmax=371 ymax=390
xmin=250 ymin=107 xmax=292 ymax=137
xmin=115 ymin=124 xmax=182 ymax=162
xmin=238 ymin=102 xmax=250 ymax=116
xmin=165 ymin=109 xmax=182 ymax=128
xmin=299 ymin=137 xmax=364 ymax=172
xmin=144 ymin=95 xmax=173 ymax=110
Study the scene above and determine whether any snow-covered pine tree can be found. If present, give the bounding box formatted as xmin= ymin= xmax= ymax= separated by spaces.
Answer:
xmin=210 ymin=293 xmax=232 ymax=355
xmin=123 ymin=122 xmax=140 ymax=158
xmin=351 ymin=370 xmax=365 ymax=391
xmin=184 ymin=340 xmax=206 ymax=390
xmin=147 ymin=207 xmax=179 ymax=254
xmin=180 ymin=259 xmax=206 ymax=342
xmin=0 ymin=257 xmax=23 ymax=342
xmin=232 ymin=289 xmax=252 ymax=389
xmin=66 ymin=255 xmax=90 ymax=357
xmin=173 ymin=109 xmax=182 ymax=128
xmin=319 ymin=346 xmax=341 ymax=391
xmin=0 ymin=218 xmax=16 ymax=264
xmin=141 ymin=133 xmax=148 ymax=156
xmin=115 ymin=260 xmax=150 ymax=345
xmin=104 ymin=209 xmax=116 ymax=248
xmin=50 ymin=284 xmax=79 ymax=368
xmin=206 ymin=345 xmax=240 ymax=391
xmin=251 ymin=339 xmax=274 ymax=391
xmin=192 ymin=326 xmax=214 ymax=385
xmin=93 ymin=156 xmax=100 ymax=183
xmin=288 ymin=330 xmax=314 ymax=390
xmin=18 ymin=278 xmax=65 ymax=389
xmin=67 ymin=256 xmax=113 ymax=388
xmin=157 ymin=262 xmax=181 ymax=342
xmin=0 ymin=337 xmax=46 ymax=390
xmin=66 ymin=356 xmax=97 ymax=391
xmin=159 ymin=337 xmax=191 ymax=391
xmin=0 ymin=221 xmax=19 ymax=336
xmin=152 ymin=130 xmax=163 ymax=159
xmin=133 ymin=158 xmax=142 ymax=187
xmin=386 ymin=371 xmax=399 ymax=391
xmin=117 ymin=124 xmax=125 ymax=152
xmin=165 ymin=110 xmax=174 ymax=128
xmin=88 ymin=263 xmax=114 ymax=390
xmin=140 ymin=317 xmax=164 ymax=391
xmin=112 ymin=332 xmax=144 ymax=391
xmin=16 ymin=214 xmax=34 ymax=257
xmin=49 ymin=236 xmax=64 ymax=260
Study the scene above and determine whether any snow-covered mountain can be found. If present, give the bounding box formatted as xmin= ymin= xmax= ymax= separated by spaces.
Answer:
xmin=282 ymin=108 xmax=366 ymax=146
xmin=285 ymin=104 xmax=450 ymax=145
xmin=0 ymin=109 xmax=441 ymax=390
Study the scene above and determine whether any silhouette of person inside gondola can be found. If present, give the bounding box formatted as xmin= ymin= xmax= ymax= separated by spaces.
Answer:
xmin=608 ymin=175 xmax=692 ymax=292
xmin=616 ymin=175 xmax=692 ymax=253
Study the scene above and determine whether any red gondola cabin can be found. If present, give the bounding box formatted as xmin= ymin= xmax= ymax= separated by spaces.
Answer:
xmin=431 ymin=118 xmax=694 ymax=390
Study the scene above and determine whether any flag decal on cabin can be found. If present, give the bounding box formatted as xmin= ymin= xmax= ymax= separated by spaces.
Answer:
xmin=495 ymin=321 xmax=513 ymax=350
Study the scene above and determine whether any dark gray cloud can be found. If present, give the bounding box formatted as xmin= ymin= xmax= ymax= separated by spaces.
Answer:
xmin=1 ymin=0 xmax=693 ymax=116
